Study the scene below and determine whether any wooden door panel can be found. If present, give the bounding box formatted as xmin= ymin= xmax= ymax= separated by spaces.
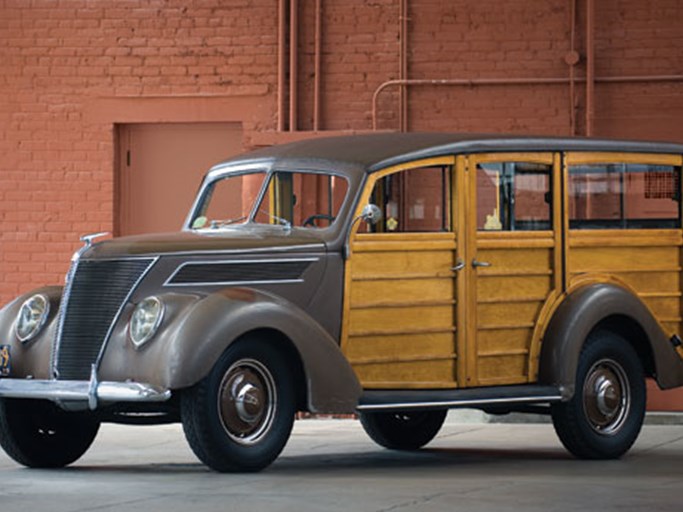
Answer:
xmin=466 ymin=153 xmax=561 ymax=387
xmin=474 ymin=238 xmax=554 ymax=386
xmin=343 ymin=233 xmax=457 ymax=389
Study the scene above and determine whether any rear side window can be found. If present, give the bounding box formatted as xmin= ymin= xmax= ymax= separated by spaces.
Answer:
xmin=476 ymin=161 xmax=552 ymax=231
xmin=568 ymin=163 xmax=681 ymax=229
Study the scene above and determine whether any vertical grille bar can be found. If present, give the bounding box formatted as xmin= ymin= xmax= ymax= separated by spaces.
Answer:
xmin=54 ymin=259 xmax=155 ymax=380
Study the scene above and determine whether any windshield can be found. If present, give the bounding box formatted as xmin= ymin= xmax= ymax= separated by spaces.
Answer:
xmin=191 ymin=170 xmax=349 ymax=230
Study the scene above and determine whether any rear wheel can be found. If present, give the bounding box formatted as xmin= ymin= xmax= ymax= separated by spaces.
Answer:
xmin=360 ymin=409 xmax=447 ymax=450
xmin=551 ymin=331 xmax=646 ymax=459
xmin=181 ymin=338 xmax=296 ymax=472
xmin=0 ymin=398 xmax=100 ymax=468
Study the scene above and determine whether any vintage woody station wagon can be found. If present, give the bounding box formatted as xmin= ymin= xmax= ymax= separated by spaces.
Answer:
xmin=1 ymin=133 xmax=683 ymax=472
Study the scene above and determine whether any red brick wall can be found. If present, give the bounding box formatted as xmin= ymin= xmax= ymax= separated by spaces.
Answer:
xmin=1 ymin=0 xmax=682 ymax=304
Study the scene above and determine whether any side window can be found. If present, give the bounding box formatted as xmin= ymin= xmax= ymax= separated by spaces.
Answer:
xmin=366 ymin=166 xmax=451 ymax=233
xmin=568 ymin=163 xmax=681 ymax=229
xmin=477 ymin=161 xmax=552 ymax=231
xmin=255 ymin=172 xmax=349 ymax=228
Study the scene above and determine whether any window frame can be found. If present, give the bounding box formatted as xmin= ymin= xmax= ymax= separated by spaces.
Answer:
xmin=565 ymin=152 xmax=683 ymax=231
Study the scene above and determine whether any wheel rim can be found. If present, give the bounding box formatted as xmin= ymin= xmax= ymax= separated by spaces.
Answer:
xmin=217 ymin=358 xmax=277 ymax=445
xmin=582 ymin=358 xmax=631 ymax=435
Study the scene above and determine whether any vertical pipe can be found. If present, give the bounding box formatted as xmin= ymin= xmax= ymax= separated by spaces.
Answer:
xmin=398 ymin=0 xmax=408 ymax=132
xmin=569 ymin=0 xmax=577 ymax=135
xmin=289 ymin=0 xmax=299 ymax=132
xmin=313 ymin=0 xmax=322 ymax=131
xmin=277 ymin=0 xmax=287 ymax=132
xmin=585 ymin=0 xmax=595 ymax=136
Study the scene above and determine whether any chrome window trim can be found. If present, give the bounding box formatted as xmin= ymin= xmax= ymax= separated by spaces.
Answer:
xmin=184 ymin=164 xmax=351 ymax=232
xmin=163 ymin=257 xmax=319 ymax=288
xmin=184 ymin=164 xmax=271 ymax=231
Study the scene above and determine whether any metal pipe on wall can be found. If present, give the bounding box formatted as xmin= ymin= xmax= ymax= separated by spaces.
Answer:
xmin=399 ymin=0 xmax=409 ymax=132
xmin=371 ymin=75 xmax=683 ymax=131
xmin=568 ymin=0 xmax=578 ymax=135
xmin=585 ymin=0 xmax=595 ymax=136
xmin=277 ymin=0 xmax=287 ymax=132
xmin=289 ymin=0 xmax=299 ymax=132
xmin=313 ymin=0 xmax=322 ymax=131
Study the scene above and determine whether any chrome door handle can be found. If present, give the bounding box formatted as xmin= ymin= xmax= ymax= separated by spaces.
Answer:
xmin=450 ymin=259 xmax=465 ymax=272
xmin=472 ymin=259 xmax=492 ymax=268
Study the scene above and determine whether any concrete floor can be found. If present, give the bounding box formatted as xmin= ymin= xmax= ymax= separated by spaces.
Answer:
xmin=1 ymin=413 xmax=681 ymax=512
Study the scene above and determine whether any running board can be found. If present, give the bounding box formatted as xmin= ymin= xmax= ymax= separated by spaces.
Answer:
xmin=357 ymin=385 xmax=564 ymax=412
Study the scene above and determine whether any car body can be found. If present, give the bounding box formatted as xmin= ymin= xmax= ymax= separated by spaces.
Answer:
xmin=1 ymin=133 xmax=683 ymax=471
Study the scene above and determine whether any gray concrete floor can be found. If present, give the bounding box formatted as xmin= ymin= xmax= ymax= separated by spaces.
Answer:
xmin=1 ymin=412 xmax=682 ymax=512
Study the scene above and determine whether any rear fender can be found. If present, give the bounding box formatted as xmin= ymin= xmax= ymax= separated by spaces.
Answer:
xmin=539 ymin=283 xmax=683 ymax=398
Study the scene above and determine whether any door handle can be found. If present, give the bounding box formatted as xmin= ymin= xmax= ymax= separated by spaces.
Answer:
xmin=472 ymin=259 xmax=492 ymax=268
xmin=450 ymin=259 xmax=465 ymax=272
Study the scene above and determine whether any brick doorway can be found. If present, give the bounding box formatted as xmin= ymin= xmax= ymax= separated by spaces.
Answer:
xmin=116 ymin=122 xmax=243 ymax=236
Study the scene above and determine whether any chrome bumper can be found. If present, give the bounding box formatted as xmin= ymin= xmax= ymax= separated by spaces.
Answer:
xmin=0 ymin=377 xmax=171 ymax=410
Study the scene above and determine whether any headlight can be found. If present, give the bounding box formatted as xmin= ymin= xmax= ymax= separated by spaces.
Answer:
xmin=15 ymin=294 xmax=50 ymax=342
xmin=129 ymin=296 xmax=164 ymax=348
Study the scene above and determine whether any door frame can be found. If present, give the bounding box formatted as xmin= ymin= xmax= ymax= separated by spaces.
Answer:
xmin=461 ymin=152 xmax=563 ymax=386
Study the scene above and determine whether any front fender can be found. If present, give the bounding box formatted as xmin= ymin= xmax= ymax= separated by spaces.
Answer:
xmin=99 ymin=288 xmax=361 ymax=414
xmin=539 ymin=283 xmax=683 ymax=398
xmin=0 ymin=286 xmax=62 ymax=380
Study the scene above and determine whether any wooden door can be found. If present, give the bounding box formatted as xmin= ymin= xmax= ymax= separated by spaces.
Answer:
xmin=341 ymin=158 xmax=460 ymax=389
xmin=117 ymin=122 xmax=243 ymax=236
xmin=464 ymin=153 xmax=563 ymax=387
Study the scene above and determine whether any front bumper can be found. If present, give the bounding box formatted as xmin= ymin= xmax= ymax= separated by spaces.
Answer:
xmin=0 ymin=373 xmax=171 ymax=410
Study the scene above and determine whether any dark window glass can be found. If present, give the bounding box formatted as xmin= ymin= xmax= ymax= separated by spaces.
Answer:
xmin=364 ymin=166 xmax=451 ymax=233
xmin=477 ymin=162 xmax=552 ymax=231
xmin=569 ymin=164 xmax=680 ymax=229
xmin=255 ymin=172 xmax=349 ymax=228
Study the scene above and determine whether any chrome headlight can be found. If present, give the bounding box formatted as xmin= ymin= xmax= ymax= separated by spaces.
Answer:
xmin=129 ymin=296 xmax=164 ymax=348
xmin=15 ymin=294 xmax=50 ymax=343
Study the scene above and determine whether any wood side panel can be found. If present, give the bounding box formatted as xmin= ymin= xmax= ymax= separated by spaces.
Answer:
xmin=348 ymin=304 xmax=454 ymax=334
xmin=345 ymin=332 xmax=455 ymax=362
xmin=344 ymin=234 xmax=457 ymax=388
xmin=350 ymin=278 xmax=453 ymax=305
xmin=474 ymin=258 xmax=551 ymax=386
xmin=354 ymin=360 xmax=457 ymax=388
xmin=567 ymin=234 xmax=683 ymax=340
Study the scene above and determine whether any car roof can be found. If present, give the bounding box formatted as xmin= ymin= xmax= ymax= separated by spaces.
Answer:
xmin=209 ymin=133 xmax=683 ymax=178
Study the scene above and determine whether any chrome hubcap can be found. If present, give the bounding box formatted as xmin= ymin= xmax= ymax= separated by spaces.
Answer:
xmin=218 ymin=359 xmax=276 ymax=445
xmin=583 ymin=358 xmax=630 ymax=435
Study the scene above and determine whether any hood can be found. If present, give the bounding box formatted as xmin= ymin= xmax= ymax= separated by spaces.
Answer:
xmin=83 ymin=227 xmax=327 ymax=259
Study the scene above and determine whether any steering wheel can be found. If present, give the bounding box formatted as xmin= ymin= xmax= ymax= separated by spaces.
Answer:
xmin=303 ymin=214 xmax=336 ymax=227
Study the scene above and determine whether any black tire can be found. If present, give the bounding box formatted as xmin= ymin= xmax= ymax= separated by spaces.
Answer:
xmin=181 ymin=338 xmax=296 ymax=472
xmin=360 ymin=409 xmax=447 ymax=450
xmin=0 ymin=398 xmax=100 ymax=468
xmin=551 ymin=330 xmax=646 ymax=459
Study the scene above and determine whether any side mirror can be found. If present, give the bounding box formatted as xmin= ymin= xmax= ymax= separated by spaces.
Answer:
xmin=361 ymin=204 xmax=382 ymax=225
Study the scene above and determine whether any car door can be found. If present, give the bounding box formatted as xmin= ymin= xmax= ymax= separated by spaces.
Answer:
xmin=341 ymin=157 xmax=461 ymax=389
xmin=462 ymin=152 xmax=563 ymax=386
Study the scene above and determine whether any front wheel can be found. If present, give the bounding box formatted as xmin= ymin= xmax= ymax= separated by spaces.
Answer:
xmin=360 ymin=409 xmax=447 ymax=450
xmin=0 ymin=398 xmax=100 ymax=468
xmin=551 ymin=331 xmax=646 ymax=459
xmin=181 ymin=338 xmax=296 ymax=472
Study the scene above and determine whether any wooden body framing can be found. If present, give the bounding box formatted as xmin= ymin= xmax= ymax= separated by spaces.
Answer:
xmin=341 ymin=150 xmax=683 ymax=390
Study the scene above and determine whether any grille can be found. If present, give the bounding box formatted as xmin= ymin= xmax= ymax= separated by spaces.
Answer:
xmin=168 ymin=260 xmax=313 ymax=285
xmin=54 ymin=258 xmax=155 ymax=380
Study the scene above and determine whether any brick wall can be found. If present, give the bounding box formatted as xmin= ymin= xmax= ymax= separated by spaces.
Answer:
xmin=1 ymin=0 xmax=682 ymax=304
